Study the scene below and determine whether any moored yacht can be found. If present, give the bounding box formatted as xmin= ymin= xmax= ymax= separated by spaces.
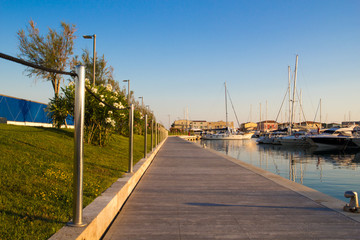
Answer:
xmin=202 ymin=128 xmax=253 ymax=140
xmin=278 ymin=131 xmax=311 ymax=146
xmin=256 ymin=131 xmax=288 ymax=144
xmin=202 ymin=82 xmax=254 ymax=140
xmin=307 ymin=126 xmax=358 ymax=150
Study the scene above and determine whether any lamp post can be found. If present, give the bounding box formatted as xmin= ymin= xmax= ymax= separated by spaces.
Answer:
xmin=139 ymin=96 xmax=143 ymax=106
xmin=138 ymin=97 xmax=144 ymax=113
xmin=123 ymin=80 xmax=130 ymax=107
xmin=83 ymin=34 xmax=96 ymax=86
xmin=138 ymin=97 xmax=144 ymax=135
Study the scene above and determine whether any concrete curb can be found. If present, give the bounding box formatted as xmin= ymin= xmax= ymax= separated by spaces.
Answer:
xmin=49 ymin=137 xmax=168 ymax=240
xmin=184 ymin=137 xmax=360 ymax=223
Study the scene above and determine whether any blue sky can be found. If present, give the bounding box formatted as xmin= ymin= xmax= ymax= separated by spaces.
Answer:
xmin=0 ymin=0 xmax=359 ymax=128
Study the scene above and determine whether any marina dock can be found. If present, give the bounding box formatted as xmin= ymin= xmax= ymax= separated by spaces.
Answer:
xmin=103 ymin=137 xmax=360 ymax=239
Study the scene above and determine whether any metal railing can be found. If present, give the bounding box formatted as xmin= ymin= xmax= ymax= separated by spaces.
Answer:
xmin=0 ymin=52 xmax=168 ymax=228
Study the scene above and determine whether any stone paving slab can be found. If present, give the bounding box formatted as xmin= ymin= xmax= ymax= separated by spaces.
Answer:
xmin=103 ymin=137 xmax=360 ymax=240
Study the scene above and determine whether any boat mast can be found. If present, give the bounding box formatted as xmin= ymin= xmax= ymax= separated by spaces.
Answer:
xmin=288 ymin=66 xmax=291 ymax=131
xmin=299 ymin=90 xmax=302 ymax=124
xmin=320 ymin=98 xmax=322 ymax=129
xmin=225 ymin=82 xmax=228 ymax=129
xmin=290 ymin=54 xmax=298 ymax=135
xmin=266 ymin=100 xmax=268 ymax=132
xmin=259 ymin=102 xmax=262 ymax=131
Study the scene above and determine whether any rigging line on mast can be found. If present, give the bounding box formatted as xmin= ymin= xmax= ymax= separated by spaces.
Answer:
xmin=312 ymin=99 xmax=321 ymax=123
xmin=295 ymin=88 xmax=307 ymax=122
xmin=226 ymin=88 xmax=241 ymax=129
xmin=275 ymin=86 xmax=290 ymax=123
xmin=299 ymin=64 xmax=317 ymax=117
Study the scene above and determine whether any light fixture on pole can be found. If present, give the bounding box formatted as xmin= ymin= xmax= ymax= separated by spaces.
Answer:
xmin=123 ymin=80 xmax=130 ymax=106
xmin=83 ymin=34 xmax=96 ymax=86
xmin=138 ymin=97 xmax=144 ymax=109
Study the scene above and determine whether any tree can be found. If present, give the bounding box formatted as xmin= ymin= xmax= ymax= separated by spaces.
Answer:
xmin=72 ymin=49 xmax=119 ymax=91
xmin=17 ymin=20 xmax=76 ymax=97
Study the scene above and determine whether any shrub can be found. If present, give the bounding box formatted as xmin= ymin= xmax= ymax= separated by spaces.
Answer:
xmin=48 ymin=79 xmax=129 ymax=146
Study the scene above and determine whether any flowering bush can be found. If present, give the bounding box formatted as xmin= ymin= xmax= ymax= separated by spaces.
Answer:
xmin=84 ymin=80 xmax=128 ymax=146
xmin=47 ymin=82 xmax=75 ymax=128
xmin=48 ymin=79 xmax=128 ymax=146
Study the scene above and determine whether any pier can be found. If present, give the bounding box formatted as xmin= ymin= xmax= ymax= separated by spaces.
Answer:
xmin=103 ymin=136 xmax=360 ymax=239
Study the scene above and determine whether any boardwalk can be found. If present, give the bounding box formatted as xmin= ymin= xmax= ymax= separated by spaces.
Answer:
xmin=103 ymin=137 xmax=360 ymax=239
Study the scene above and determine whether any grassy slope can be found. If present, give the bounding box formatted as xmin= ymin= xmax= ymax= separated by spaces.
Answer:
xmin=0 ymin=124 xmax=153 ymax=240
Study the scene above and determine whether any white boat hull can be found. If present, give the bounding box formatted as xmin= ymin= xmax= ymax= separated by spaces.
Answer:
xmin=279 ymin=136 xmax=310 ymax=146
xmin=202 ymin=132 xmax=253 ymax=140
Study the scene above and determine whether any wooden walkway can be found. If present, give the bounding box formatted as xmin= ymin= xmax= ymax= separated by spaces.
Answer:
xmin=103 ymin=137 xmax=360 ymax=239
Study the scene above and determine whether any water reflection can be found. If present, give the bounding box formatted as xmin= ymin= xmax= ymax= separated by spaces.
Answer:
xmin=200 ymin=139 xmax=360 ymax=201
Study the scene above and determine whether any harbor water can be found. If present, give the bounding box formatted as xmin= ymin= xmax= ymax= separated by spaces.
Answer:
xmin=200 ymin=139 xmax=360 ymax=202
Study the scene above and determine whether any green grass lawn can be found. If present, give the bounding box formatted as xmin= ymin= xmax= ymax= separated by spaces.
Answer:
xmin=0 ymin=124 xmax=154 ymax=240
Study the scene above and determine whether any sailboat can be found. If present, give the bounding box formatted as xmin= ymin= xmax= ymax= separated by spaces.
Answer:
xmin=278 ymin=55 xmax=311 ymax=146
xmin=202 ymin=82 xmax=253 ymax=140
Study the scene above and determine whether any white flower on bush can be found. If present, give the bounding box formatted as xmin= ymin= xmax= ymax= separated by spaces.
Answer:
xmin=85 ymin=78 xmax=90 ymax=85
xmin=105 ymin=117 xmax=116 ymax=127
xmin=106 ymin=84 xmax=113 ymax=92
xmin=108 ymin=110 xmax=113 ymax=115
xmin=99 ymin=102 xmax=105 ymax=107
xmin=113 ymin=102 xmax=124 ymax=109
xmin=92 ymin=87 xmax=98 ymax=94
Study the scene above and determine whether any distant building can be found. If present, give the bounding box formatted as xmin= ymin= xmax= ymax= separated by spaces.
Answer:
xmin=277 ymin=122 xmax=289 ymax=129
xmin=240 ymin=122 xmax=257 ymax=131
xmin=171 ymin=119 xmax=191 ymax=132
xmin=342 ymin=121 xmax=360 ymax=127
xmin=299 ymin=121 xmax=322 ymax=129
xmin=327 ymin=122 xmax=341 ymax=128
xmin=170 ymin=119 xmax=234 ymax=132
xmin=207 ymin=120 xmax=234 ymax=130
xmin=190 ymin=120 xmax=207 ymax=130
xmin=257 ymin=120 xmax=278 ymax=131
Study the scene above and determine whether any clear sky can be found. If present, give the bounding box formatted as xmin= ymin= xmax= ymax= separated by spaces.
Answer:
xmin=0 ymin=0 xmax=359 ymax=129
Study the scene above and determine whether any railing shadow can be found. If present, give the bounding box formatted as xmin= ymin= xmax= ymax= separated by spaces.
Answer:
xmin=185 ymin=202 xmax=332 ymax=211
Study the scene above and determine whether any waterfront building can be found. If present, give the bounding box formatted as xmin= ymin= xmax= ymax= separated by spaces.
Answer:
xmin=342 ymin=121 xmax=360 ymax=127
xmin=240 ymin=122 xmax=257 ymax=131
xmin=299 ymin=121 xmax=322 ymax=129
xmin=171 ymin=119 xmax=192 ymax=132
xmin=190 ymin=120 xmax=208 ymax=130
xmin=256 ymin=120 xmax=278 ymax=132
xmin=170 ymin=119 xmax=234 ymax=133
xmin=326 ymin=122 xmax=341 ymax=128
xmin=207 ymin=120 xmax=234 ymax=130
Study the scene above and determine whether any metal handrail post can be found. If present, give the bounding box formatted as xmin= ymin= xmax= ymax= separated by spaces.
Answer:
xmin=155 ymin=123 xmax=158 ymax=147
xmin=144 ymin=114 xmax=147 ymax=158
xmin=128 ymin=104 xmax=134 ymax=173
xmin=68 ymin=65 xmax=86 ymax=227
xmin=151 ymin=119 xmax=154 ymax=151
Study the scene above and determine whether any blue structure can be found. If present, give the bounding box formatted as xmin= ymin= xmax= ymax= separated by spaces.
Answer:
xmin=0 ymin=94 xmax=73 ymax=125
